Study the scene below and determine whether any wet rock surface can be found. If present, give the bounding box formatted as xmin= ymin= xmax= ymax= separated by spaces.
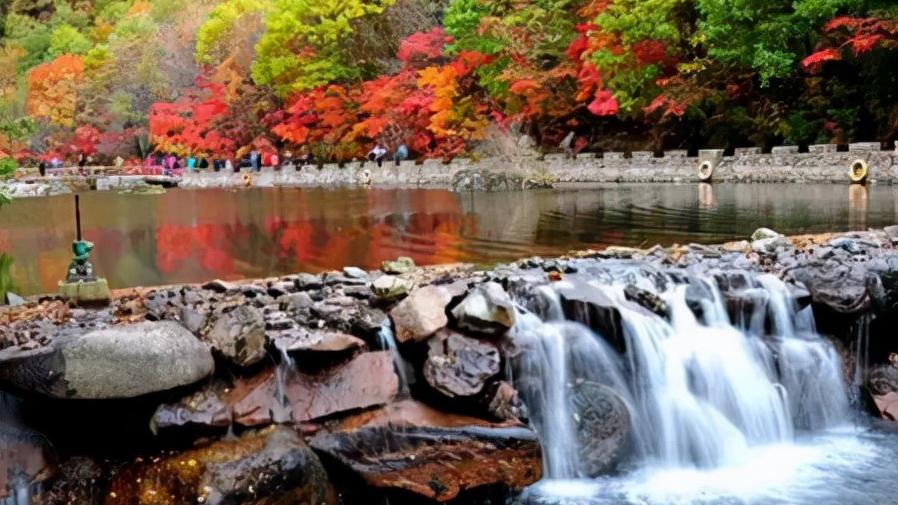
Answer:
xmin=229 ymin=351 xmax=399 ymax=427
xmin=106 ymin=427 xmax=335 ymax=505
xmin=0 ymin=321 xmax=213 ymax=399
xmin=424 ymin=329 xmax=501 ymax=398
xmin=205 ymin=305 xmax=267 ymax=367
xmin=310 ymin=400 xmax=542 ymax=502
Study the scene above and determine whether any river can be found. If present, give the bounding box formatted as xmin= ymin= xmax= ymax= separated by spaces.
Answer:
xmin=1 ymin=183 xmax=895 ymax=295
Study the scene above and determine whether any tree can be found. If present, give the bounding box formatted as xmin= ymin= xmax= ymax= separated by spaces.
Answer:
xmin=251 ymin=0 xmax=396 ymax=96
xmin=26 ymin=54 xmax=84 ymax=127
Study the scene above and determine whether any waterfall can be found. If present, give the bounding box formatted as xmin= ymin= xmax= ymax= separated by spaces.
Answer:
xmin=271 ymin=346 xmax=297 ymax=424
xmin=378 ymin=322 xmax=410 ymax=396
xmin=511 ymin=269 xmax=851 ymax=481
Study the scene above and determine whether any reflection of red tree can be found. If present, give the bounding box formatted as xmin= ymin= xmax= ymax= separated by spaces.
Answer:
xmin=155 ymin=224 xmax=236 ymax=276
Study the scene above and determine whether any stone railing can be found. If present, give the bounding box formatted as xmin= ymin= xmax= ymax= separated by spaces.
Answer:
xmin=177 ymin=142 xmax=898 ymax=190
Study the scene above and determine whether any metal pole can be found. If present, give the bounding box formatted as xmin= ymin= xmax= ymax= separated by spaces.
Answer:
xmin=75 ymin=194 xmax=82 ymax=241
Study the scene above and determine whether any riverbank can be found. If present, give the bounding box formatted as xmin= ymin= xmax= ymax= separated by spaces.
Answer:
xmin=2 ymin=226 xmax=898 ymax=503
xmin=3 ymin=143 xmax=898 ymax=199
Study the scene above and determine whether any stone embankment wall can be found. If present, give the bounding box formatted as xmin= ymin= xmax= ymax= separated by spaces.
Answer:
xmin=178 ymin=142 xmax=898 ymax=190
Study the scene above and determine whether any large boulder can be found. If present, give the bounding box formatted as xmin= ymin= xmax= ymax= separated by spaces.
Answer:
xmin=451 ymin=282 xmax=516 ymax=335
xmin=204 ymin=305 xmax=267 ymax=367
xmin=791 ymin=261 xmax=872 ymax=314
xmin=569 ymin=381 xmax=631 ymax=477
xmin=310 ymin=400 xmax=542 ymax=502
xmin=229 ymin=351 xmax=399 ymax=427
xmin=105 ymin=427 xmax=336 ymax=505
xmin=424 ymin=329 xmax=500 ymax=398
xmin=389 ymin=285 xmax=455 ymax=343
xmin=0 ymin=321 xmax=213 ymax=399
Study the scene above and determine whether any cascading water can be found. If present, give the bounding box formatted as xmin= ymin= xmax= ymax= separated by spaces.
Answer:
xmin=271 ymin=346 xmax=297 ymax=424
xmin=511 ymin=266 xmax=875 ymax=504
xmin=378 ymin=322 xmax=410 ymax=395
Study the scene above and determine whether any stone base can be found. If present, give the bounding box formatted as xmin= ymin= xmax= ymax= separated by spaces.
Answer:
xmin=59 ymin=278 xmax=111 ymax=305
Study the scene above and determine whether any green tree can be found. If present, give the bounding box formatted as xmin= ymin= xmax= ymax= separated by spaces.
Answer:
xmin=48 ymin=23 xmax=92 ymax=57
xmin=696 ymin=0 xmax=860 ymax=85
xmin=251 ymin=0 xmax=396 ymax=96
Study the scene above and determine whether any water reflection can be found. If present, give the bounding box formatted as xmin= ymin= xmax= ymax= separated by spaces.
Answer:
xmin=848 ymin=184 xmax=868 ymax=231
xmin=2 ymin=184 xmax=898 ymax=295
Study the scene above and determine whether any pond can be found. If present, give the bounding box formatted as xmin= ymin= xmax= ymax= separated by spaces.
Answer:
xmin=1 ymin=183 xmax=896 ymax=295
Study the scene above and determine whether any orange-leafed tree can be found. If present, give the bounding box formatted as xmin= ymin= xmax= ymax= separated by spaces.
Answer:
xmin=26 ymin=55 xmax=85 ymax=127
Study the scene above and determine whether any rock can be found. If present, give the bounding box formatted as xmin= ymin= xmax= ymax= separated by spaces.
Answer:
xmin=0 ymin=321 xmax=213 ymax=399
xmin=106 ymin=427 xmax=335 ymax=505
xmin=874 ymin=392 xmax=898 ymax=422
xmin=721 ymin=240 xmax=750 ymax=253
xmin=5 ymin=292 xmax=25 ymax=307
xmin=282 ymin=292 xmax=314 ymax=311
xmin=389 ymin=285 xmax=455 ymax=343
xmin=0 ymin=423 xmax=55 ymax=501
xmin=201 ymin=279 xmax=238 ymax=293
xmin=180 ymin=305 xmax=208 ymax=334
xmin=623 ymin=285 xmax=669 ymax=318
xmin=751 ymin=227 xmax=781 ymax=241
xmin=296 ymin=273 xmax=324 ymax=290
xmin=382 ymin=256 xmax=416 ymax=274
xmin=33 ymin=457 xmax=106 ymax=505
xmin=343 ymin=266 xmax=368 ymax=279
xmin=151 ymin=383 xmax=231 ymax=435
xmin=310 ymin=400 xmax=542 ymax=502
xmin=229 ymin=351 xmax=398 ymax=427
xmin=451 ymin=282 xmax=516 ymax=335
xmin=829 ymin=237 xmax=864 ymax=255
xmin=869 ymin=364 xmax=898 ymax=395
xmin=791 ymin=262 xmax=872 ymax=314
xmin=884 ymin=225 xmax=898 ymax=244
xmin=483 ymin=381 xmax=526 ymax=421
xmin=371 ymin=275 xmax=416 ymax=302
xmin=752 ymin=236 xmax=792 ymax=254
xmin=424 ymin=329 xmax=500 ymax=398
xmin=272 ymin=326 xmax=365 ymax=354
xmin=553 ymin=279 xmax=627 ymax=351
xmin=205 ymin=305 xmax=267 ymax=367
xmin=569 ymin=381 xmax=631 ymax=477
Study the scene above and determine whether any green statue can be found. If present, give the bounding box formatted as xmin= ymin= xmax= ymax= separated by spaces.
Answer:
xmin=66 ymin=239 xmax=97 ymax=282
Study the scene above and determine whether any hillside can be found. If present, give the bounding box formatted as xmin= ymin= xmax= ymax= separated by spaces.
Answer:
xmin=1 ymin=0 xmax=897 ymax=166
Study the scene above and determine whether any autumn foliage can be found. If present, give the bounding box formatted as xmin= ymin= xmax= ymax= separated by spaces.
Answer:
xmin=2 ymin=0 xmax=898 ymax=164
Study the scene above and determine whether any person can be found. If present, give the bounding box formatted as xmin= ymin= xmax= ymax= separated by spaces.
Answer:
xmin=559 ymin=131 xmax=575 ymax=158
xmin=199 ymin=157 xmax=209 ymax=170
xmin=51 ymin=157 xmax=61 ymax=169
xmin=249 ymin=150 xmax=261 ymax=172
xmin=225 ymin=158 xmax=234 ymax=172
xmin=186 ymin=155 xmax=197 ymax=171
xmin=163 ymin=153 xmax=175 ymax=174
xmin=367 ymin=144 xmax=387 ymax=167
xmin=38 ymin=162 xmax=46 ymax=177
xmin=281 ymin=151 xmax=295 ymax=171
xmin=270 ymin=152 xmax=279 ymax=170
xmin=394 ymin=143 xmax=408 ymax=166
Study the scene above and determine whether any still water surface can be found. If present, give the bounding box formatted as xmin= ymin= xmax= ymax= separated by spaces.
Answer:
xmin=2 ymin=183 xmax=897 ymax=295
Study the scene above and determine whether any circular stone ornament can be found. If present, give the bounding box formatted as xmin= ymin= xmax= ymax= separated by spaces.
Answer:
xmin=698 ymin=160 xmax=715 ymax=182
xmin=849 ymin=159 xmax=869 ymax=184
